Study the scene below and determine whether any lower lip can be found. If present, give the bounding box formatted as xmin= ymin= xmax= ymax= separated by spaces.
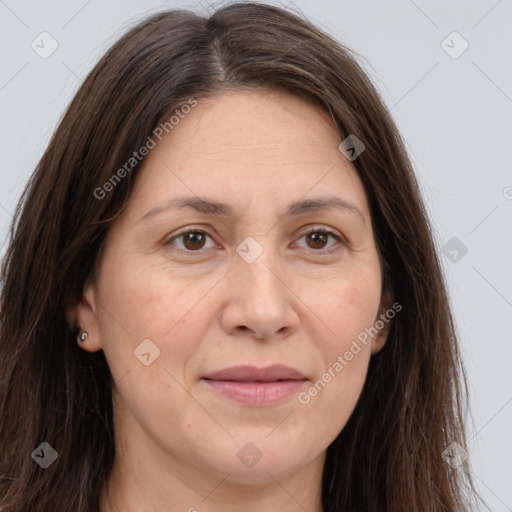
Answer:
xmin=202 ymin=379 xmax=306 ymax=405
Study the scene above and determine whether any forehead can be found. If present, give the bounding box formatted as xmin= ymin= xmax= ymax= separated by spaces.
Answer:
xmin=125 ymin=89 xmax=371 ymax=223
xmin=165 ymin=88 xmax=342 ymax=156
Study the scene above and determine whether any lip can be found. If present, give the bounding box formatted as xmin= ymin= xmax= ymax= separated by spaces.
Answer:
xmin=202 ymin=364 xmax=306 ymax=382
xmin=201 ymin=364 xmax=308 ymax=406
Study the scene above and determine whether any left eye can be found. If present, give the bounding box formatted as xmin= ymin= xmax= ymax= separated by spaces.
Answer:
xmin=294 ymin=228 xmax=344 ymax=252
xmin=163 ymin=228 xmax=344 ymax=254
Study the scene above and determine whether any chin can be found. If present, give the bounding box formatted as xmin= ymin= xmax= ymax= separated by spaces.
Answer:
xmin=198 ymin=438 xmax=320 ymax=486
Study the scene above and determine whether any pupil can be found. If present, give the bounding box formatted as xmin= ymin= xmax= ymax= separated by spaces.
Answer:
xmin=185 ymin=232 xmax=204 ymax=249
xmin=308 ymin=232 xmax=327 ymax=249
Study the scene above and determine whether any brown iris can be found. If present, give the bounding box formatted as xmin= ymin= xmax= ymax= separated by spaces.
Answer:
xmin=182 ymin=231 xmax=207 ymax=250
xmin=304 ymin=231 xmax=329 ymax=250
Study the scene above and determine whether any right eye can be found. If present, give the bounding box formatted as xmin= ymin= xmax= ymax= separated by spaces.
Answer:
xmin=162 ymin=228 xmax=218 ymax=254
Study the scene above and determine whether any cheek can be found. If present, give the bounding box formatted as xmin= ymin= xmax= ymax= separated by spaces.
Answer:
xmin=98 ymin=252 xmax=212 ymax=335
xmin=306 ymin=265 xmax=381 ymax=353
xmin=295 ymin=267 xmax=380 ymax=415
xmin=95 ymin=257 xmax=214 ymax=385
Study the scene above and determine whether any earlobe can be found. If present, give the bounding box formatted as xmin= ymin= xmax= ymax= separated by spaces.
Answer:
xmin=66 ymin=282 xmax=103 ymax=353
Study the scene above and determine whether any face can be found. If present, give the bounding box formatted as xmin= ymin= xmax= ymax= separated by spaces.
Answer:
xmin=73 ymin=89 xmax=390 ymax=488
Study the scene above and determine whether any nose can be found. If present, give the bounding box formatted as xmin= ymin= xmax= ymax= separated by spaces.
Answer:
xmin=219 ymin=245 xmax=300 ymax=341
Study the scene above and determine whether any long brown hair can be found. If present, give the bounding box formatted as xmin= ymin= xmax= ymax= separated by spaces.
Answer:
xmin=0 ymin=2 xmax=485 ymax=510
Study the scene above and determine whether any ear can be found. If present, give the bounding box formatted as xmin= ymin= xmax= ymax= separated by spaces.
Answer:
xmin=370 ymin=293 xmax=395 ymax=355
xmin=66 ymin=279 xmax=103 ymax=353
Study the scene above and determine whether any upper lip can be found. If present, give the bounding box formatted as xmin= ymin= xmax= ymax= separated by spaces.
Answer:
xmin=202 ymin=364 xmax=307 ymax=382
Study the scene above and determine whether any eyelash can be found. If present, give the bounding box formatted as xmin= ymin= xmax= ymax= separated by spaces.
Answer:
xmin=162 ymin=226 xmax=345 ymax=256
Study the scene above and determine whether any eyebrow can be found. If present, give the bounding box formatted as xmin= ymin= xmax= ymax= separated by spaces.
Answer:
xmin=136 ymin=195 xmax=366 ymax=226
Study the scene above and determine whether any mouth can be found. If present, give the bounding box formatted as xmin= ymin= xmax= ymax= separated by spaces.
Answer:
xmin=201 ymin=364 xmax=308 ymax=406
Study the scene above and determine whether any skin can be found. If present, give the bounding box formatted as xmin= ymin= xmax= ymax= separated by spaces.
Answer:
xmin=70 ymin=89 xmax=391 ymax=512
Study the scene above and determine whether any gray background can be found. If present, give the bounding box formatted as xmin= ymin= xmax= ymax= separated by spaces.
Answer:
xmin=1 ymin=0 xmax=511 ymax=509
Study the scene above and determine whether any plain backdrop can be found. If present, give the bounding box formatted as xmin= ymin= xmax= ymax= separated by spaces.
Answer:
xmin=1 ymin=0 xmax=511 ymax=510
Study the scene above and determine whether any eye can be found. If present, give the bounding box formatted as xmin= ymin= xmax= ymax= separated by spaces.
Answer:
xmin=162 ymin=228 xmax=216 ymax=254
xmin=162 ymin=226 xmax=345 ymax=255
xmin=294 ymin=227 xmax=345 ymax=254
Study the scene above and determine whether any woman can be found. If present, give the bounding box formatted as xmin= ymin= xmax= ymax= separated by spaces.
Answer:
xmin=0 ymin=2 xmax=485 ymax=511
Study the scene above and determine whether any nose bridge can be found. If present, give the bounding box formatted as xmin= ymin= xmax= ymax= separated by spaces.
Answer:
xmin=218 ymin=230 xmax=300 ymax=340
xmin=234 ymin=234 xmax=284 ymax=299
